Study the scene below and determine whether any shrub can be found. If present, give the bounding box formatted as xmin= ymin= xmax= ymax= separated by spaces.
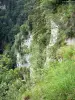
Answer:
xmin=56 ymin=46 xmax=75 ymax=60
xmin=26 ymin=60 xmax=75 ymax=100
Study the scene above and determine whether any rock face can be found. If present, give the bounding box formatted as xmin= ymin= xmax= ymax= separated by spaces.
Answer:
xmin=49 ymin=20 xmax=59 ymax=46
xmin=44 ymin=20 xmax=59 ymax=66
xmin=16 ymin=19 xmax=75 ymax=68
xmin=66 ymin=38 xmax=75 ymax=46
xmin=16 ymin=33 xmax=32 ymax=67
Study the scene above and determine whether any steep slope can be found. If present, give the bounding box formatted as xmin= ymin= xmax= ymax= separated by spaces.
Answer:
xmin=0 ymin=0 xmax=75 ymax=100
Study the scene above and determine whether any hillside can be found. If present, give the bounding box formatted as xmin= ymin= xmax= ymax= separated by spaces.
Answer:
xmin=0 ymin=0 xmax=75 ymax=100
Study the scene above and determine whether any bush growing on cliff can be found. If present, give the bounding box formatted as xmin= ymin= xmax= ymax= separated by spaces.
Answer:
xmin=22 ymin=59 xmax=75 ymax=100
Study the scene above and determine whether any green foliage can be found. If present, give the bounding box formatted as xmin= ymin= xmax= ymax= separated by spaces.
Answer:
xmin=0 ymin=54 xmax=12 ymax=69
xmin=41 ymin=60 xmax=75 ymax=100
xmin=20 ymin=23 xmax=29 ymax=38
xmin=0 ymin=0 xmax=75 ymax=100
xmin=56 ymin=46 xmax=75 ymax=60
xmin=0 ymin=0 xmax=35 ymax=52
xmin=22 ymin=45 xmax=75 ymax=100
xmin=23 ymin=60 xmax=75 ymax=100
xmin=0 ymin=66 xmax=30 ymax=100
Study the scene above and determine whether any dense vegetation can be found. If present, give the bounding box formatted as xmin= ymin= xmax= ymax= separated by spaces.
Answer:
xmin=0 ymin=0 xmax=75 ymax=100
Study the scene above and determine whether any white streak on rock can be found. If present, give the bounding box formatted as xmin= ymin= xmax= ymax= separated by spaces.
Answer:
xmin=45 ymin=20 xmax=59 ymax=67
xmin=16 ymin=33 xmax=32 ymax=67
